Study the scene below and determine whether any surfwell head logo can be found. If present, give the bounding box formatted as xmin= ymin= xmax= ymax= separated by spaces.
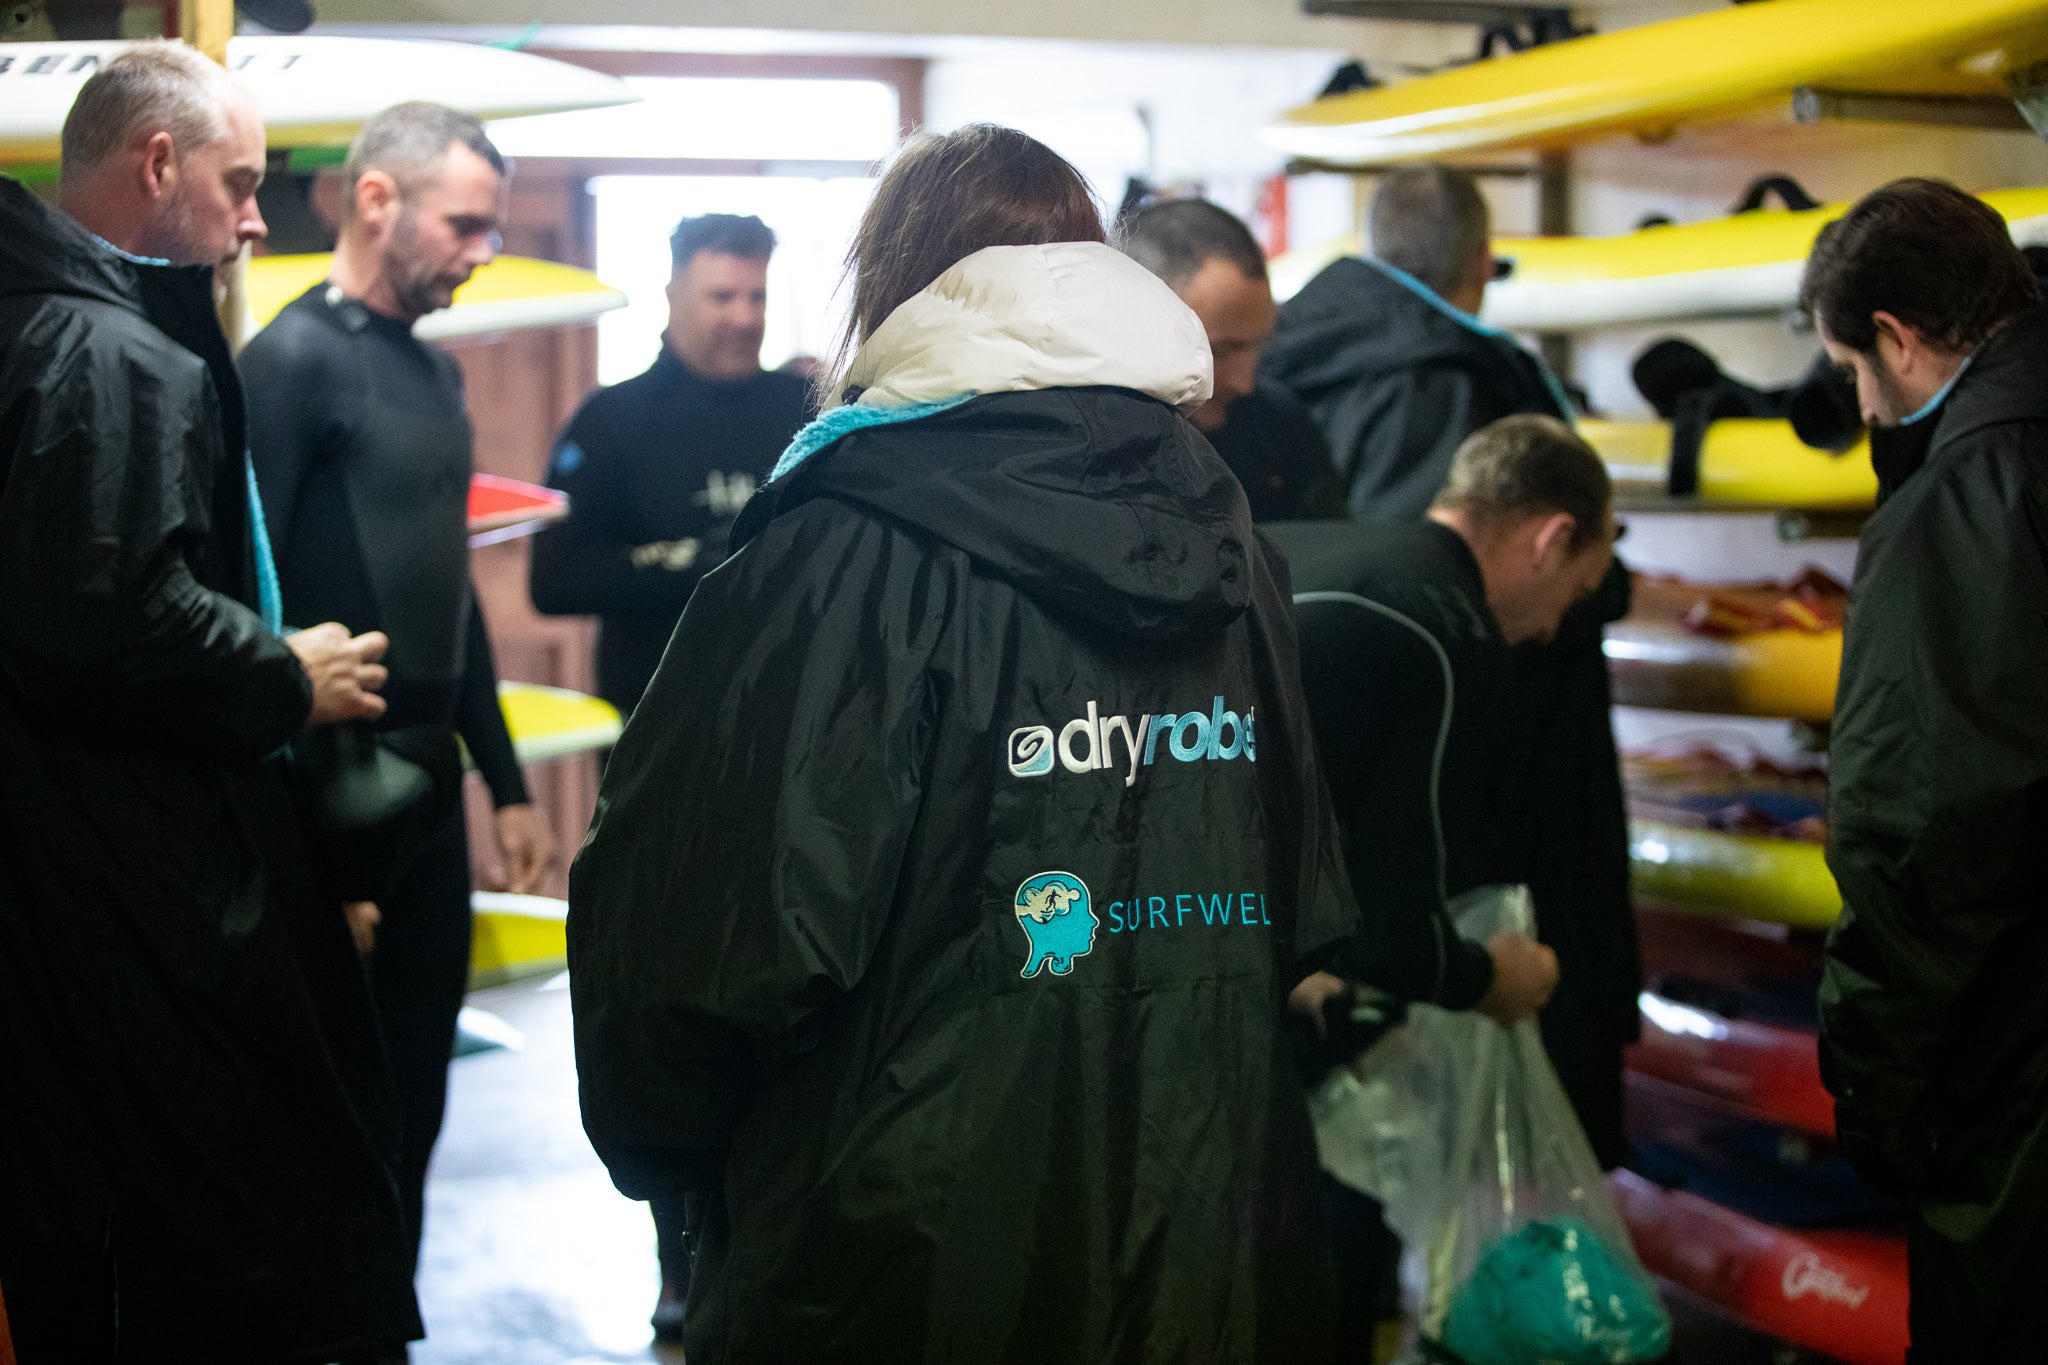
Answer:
xmin=1014 ymin=871 xmax=1097 ymax=979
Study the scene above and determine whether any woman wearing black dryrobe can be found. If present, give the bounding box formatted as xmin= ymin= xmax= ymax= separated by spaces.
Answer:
xmin=569 ymin=125 xmax=1356 ymax=1363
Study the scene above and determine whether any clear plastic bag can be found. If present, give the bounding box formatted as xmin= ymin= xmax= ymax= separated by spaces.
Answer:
xmin=1311 ymin=886 xmax=1671 ymax=1365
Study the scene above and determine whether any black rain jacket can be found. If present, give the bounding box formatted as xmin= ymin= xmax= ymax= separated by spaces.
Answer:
xmin=570 ymin=385 xmax=1356 ymax=1363
xmin=1819 ymin=306 xmax=2048 ymax=1325
xmin=1259 ymin=256 xmax=1565 ymax=520
xmin=0 ymin=177 xmax=417 ymax=1360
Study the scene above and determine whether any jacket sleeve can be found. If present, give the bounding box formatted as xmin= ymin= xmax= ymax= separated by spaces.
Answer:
xmin=454 ymin=584 xmax=530 ymax=809
xmin=0 ymin=323 xmax=309 ymax=759
xmin=1294 ymin=590 xmax=1493 ymax=1009
xmin=528 ymin=405 xmax=722 ymax=622
xmin=567 ymin=501 xmax=942 ymax=1205
xmin=1819 ymin=440 xmax=2048 ymax=1196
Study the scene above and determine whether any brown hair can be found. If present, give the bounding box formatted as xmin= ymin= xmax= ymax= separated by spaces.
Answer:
xmin=833 ymin=125 xmax=1103 ymax=372
xmin=1432 ymin=414 xmax=1611 ymax=552
xmin=1800 ymin=178 xmax=2038 ymax=355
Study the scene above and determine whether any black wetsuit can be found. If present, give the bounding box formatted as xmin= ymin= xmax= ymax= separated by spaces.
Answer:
xmin=242 ymin=284 xmax=530 ymax=1284
xmin=1205 ymin=379 xmax=1349 ymax=523
xmin=529 ymin=346 xmax=814 ymax=713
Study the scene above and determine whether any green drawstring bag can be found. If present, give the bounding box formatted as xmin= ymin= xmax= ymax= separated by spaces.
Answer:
xmin=1442 ymin=1217 xmax=1670 ymax=1365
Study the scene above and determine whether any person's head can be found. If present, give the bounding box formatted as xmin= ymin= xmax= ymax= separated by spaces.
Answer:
xmin=57 ymin=42 xmax=266 ymax=268
xmin=1370 ymin=164 xmax=1493 ymax=316
xmin=833 ymin=124 xmax=1103 ymax=384
xmin=1801 ymin=178 xmax=2039 ymax=427
xmin=665 ymin=214 xmax=777 ymax=381
xmin=1429 ymin=414 xmax=1615 ymax=646
xmin=337 ymin=101 xmax=505 ymax=323
xmin=1118 ymin=199 xmax=1274 ymax=431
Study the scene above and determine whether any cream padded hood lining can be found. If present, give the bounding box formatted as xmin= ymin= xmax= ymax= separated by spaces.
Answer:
xmin=839 ymin=240 xmax=1214 ymax=411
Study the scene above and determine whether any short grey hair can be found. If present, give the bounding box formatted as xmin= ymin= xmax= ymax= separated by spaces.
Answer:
xmin=341 ymin=101 xmax=505 ymax=219
xmin=1369 ymin=164 xmax=1490 ymax=298
xmin=1117 ymin=199 xmax=1269 ymax=292
xmin=1432 ymin=414 xmax=1611 ymax=552
xmin=60 ymin=41 xmax=234 ymax=177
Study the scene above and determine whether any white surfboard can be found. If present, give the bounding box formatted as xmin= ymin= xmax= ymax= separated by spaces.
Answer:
xmin=0 ymin=36 xmax=636 ymax=163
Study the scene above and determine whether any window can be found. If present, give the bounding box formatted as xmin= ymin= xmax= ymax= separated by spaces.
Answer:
xmin=590 ymin=174 xmax=876 ymax=384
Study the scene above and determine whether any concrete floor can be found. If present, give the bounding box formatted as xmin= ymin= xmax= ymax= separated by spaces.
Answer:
xmin=414 ymin=974 xmax=680 ymax=1365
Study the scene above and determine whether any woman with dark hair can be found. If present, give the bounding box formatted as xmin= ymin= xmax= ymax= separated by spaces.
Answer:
xmin=569 ymin=124 xmax=1355 ymax=1362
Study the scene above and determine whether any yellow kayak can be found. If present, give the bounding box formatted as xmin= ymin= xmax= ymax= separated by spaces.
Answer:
xmin=247 ymin=254 xmax=626 ymax=342
xmin=1584 ymin=418 xmax=1877 ymax=511
xmin=1631 ymin=820 xmax=1841 ymax=930
xmin=469 ymin=891 xmax=567 ymax=988
xmin=1607 ymin=574 xmax=1843 ymax=722
xmin=1608 ymin=625 xmax=1841 ymax=724
xmin=1264 ymin=0 xmax=2048 ymax=164
xmin=497 ymin=682 xmax=621 ymax=766
xmin=1271 ymin=188 xmax=2048 ymax=330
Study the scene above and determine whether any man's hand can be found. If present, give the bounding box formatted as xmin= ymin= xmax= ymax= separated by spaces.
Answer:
xmin=1477 ymin=930 xmax=1559 ymax=1028
xmin=490 ymin=803 xmax=554 ymax=895
xmin=1289 ymin=970 xmax=1350 ymax=1037
xmin=344 ymin=900 xmax=381 ymax=955
xmin=287 ymin=624 xmax=390 ymax=726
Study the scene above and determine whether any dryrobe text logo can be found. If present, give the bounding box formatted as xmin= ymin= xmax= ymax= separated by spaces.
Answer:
xmin=1005 ymin=697 xmax=1255 ymax=786
xmin=1014 ymin=871 xmax=1097 ymax=979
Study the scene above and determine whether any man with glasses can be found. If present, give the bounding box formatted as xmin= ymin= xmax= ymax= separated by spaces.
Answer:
xmin=240 ymin=103 xmax=552 ymax=1346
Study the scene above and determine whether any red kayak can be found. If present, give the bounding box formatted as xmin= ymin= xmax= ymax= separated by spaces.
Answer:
xmin=1630 ymin=991 xmax=1834 ymax=1140
xmin=1614 ymin=1169 xmax=1909 ymax=1365
xmin=468 ymin=473 xmax=567 ymax=543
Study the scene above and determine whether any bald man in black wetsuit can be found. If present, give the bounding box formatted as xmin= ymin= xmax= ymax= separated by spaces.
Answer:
xmin=242 ymin=104 xmax=552 ymax=1341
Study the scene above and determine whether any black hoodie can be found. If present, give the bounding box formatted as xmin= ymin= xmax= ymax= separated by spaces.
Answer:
xmin=0 ymin=177 xmax=417 ymax=1359
xmin=570 ymin=385 xmax=1356 ymax=1362
xmin=1260 ymin=256 xmax=1566 ymax=519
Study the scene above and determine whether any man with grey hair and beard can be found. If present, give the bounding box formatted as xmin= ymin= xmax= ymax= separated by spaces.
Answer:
xmin=0 ymin=42 xmax=419 ymax=1361
xmin=241 ymin=102 xmax=552 ymax=1340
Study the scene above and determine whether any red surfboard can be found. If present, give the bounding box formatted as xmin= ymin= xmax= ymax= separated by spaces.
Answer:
xmin=1630 ymin=992 xmax=1835 ymax=1140
xmin=468 ymin=473 xmax=567 ymax=543
xmin=1613 ymin=1170 xmax=1909 ymax=1365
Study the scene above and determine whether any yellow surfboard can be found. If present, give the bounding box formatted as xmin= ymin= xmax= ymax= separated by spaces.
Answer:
xmin=1270 ymin=188 xmax=2048 ymax=330
xmin=1265 ymin=0 xmax=2048 ymax=164
xmin=1631 ymin=820 xmax=1841 ymax=930
xmin=469 ymin=891 xmax=568 ymax=988
xmin=1584 ymin=418 xmax=1877 ymax=511
xmin=497 ymin=681 xmax=621 ymax=766
xmin=247 ymin=254 xmax=626 ymax=343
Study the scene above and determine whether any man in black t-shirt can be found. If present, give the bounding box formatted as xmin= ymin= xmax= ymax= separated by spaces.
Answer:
xmin=530 ymin=214 xmax=815 ymax=714
xmin=241 ymin=104 xmax=553 ymax=1345
xmin=1118 ymin=198 xmax=1347 ymax=522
